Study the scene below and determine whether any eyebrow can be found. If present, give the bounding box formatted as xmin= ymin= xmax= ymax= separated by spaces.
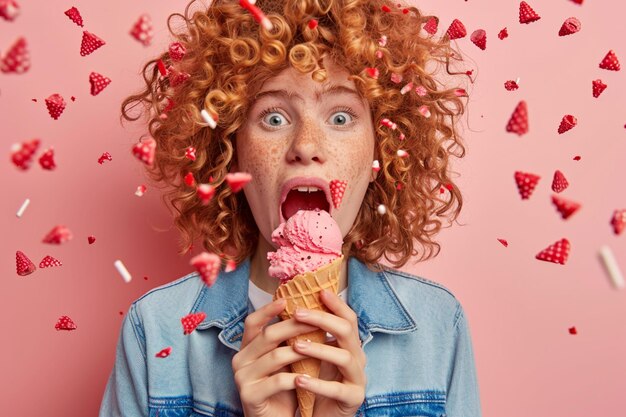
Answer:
xmin=254 ymin=84 xmax=364 ymax=104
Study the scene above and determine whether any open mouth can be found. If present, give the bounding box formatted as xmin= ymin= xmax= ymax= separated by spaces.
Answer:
xmin=281 ymin=189 xmax=331 ymax=222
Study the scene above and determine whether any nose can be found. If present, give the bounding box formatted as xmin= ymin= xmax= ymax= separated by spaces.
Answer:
xmin=286 ymin=121 xmax=325 ymax=164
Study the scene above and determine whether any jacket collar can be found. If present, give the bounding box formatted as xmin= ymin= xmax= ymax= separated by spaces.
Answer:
xmin=191 ymin=256 xmax=418 ymax=351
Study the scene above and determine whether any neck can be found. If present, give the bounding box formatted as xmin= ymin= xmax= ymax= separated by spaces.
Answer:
xmin=249 ymin=234 xmax=349 ymax=295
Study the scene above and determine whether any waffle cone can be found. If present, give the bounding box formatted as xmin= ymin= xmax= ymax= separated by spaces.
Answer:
xmin=271 ymin=255 xmax=344 ymax=417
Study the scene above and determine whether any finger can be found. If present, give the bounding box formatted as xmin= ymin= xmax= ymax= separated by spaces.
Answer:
xmin=293 ymin=340 xmax=366 ymax=386
xmin=242 ymin=370 xmax=302 ymax=406
xmin=243 ymin=345 xmax=309 ymax=382
xmin=293 ymin=306 xmax=361 ymax=352
xmin=241 ymin=298 xmax=286 ymax=349
xmin=294 ymin=374 xmax=365 ymax=409
xmin=319 ymin=288 xmax=358 ymax=325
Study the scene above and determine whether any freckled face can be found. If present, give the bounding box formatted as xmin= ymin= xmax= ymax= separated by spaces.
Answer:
xmin=233 ymin=56 xmax=377 ymax=249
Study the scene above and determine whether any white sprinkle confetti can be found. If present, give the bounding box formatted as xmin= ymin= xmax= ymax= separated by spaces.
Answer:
xmin=16 ymin=198 xmax=30 ymax=218
xmin=377 ymin=204 xmax=386 ymax=215
xmin=114 ymin=259 xmax=132 ymax=283
xmin=599 ymin=245 xmax=624 ymax=289
xmin=200 ymin=109 xmax=217 ymax=129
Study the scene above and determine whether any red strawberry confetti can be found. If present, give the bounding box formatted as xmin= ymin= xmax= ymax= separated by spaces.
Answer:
xmin=169 ymin=42 xmax=186 ymax=61
xmin=40 ymin=255 xmax=62 ymax=268
xmin=454 ymin=88 xmax=468 ymax=97
xmin=135 ymin=184 xmax=147 ymax=197
xmin=514 ymin=171 xmax=540 ymax=200
xmin=558 ymin=114 xmax=577 ymax=134
xmin=64 ymin=6 xmax=83 ymax=27
xmin=559 ymin=17 xmax=581 ymax=36
xmin=610 ymin=209 xmax=626 ymax=235
xmin=87 ymin=235 xmax=96 ymax=244
xmin=16 ymin=250 xmax=36 ymax=276
xmin=197 ymin=183 xmax=215 ymax=205
xmin=181 ymin=312 xmax=206 ymax=335
xmin=497 ymin=238 xmax=509 ymax=247
xmin=98 ymin=151 xmax=112 ymax=164
xmin=155 ymin=347 xmax=172 ymax=358
xmin=132 ymin=137 xmax=156 ymax=166
xmin=239 ymin=0 xmax=273 ymax=31
xmin=80 ymin=31 xmax=106 ymax=56
xmin=89 ymin=72 xmax=112 ymax=96
xmin=592 ymin=79 xmax=607 ymax=98
xmin=45 ymin=94 xmax=66 ymax=120
xmin=446 ymin=19 xmax=466 ymax=40
xmin=191 ymin=252 xmax=221 ymax=287
xmin=470 ymin=29 xmax=486 ymax=50
xmin=0 ymin=0 xmax=20 ymax=21
xmin=599 ymin=50 xmax=620 ymax=71
xmin=423 ymin=16 xmax=438 ymax=35
xmin=185 ymin=146 xmax=196 ymax=161
xmin=498 ymin=27 xmax=509 ymax=40
xmin=551 ymin=194 xmax=581 ymax=220
xmin=415 ymin=85 xmax=428 ymax=96
xmin=329 ymin=179 xmax=347 ymax=209
xmin=10 ymin=138 xmax=40 ymax=170
xmin=365 ymin=67 xmax=379 ymax=79
xmin=167 ymin=65 xmax=191 ymax=87
xmin=551 ymin=170 xmax=569 ymax=193
xmin=130 ymin=14 xmax=153 ymax=46
xmin=55 ymin=315 xmax=77 ymax=331
xmin=0 ymin=36 xmax=30 ymax=73
xmin=184 ymin=172 xmax=195 ymax=186
xmin=224 ymin=259 xmax=237 ymax=273
xmin=38 ymin=147 xmax=56 ymax=170
xmin=225 ymin=172 xmax=252 ymax=193
xmin=505 ymin=79 xmax=519 ymax=91
xmin=535 ymin=238 xmax=571 ymax=265
xmin=506 ymin=100 xmax=528 ymax=136
xmin=568 ymin=327 xmax=577 ymax=335
xmin=42 ymin=225 xmax=73 ymax=244
xmin=519 ymin=1 xmax=541 ymax=24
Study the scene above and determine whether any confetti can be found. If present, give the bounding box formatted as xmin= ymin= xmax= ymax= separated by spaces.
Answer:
xmin=397 ymin=149 xmax=409 ymax=158
xmin=598 ymin=245 xmax=625 ymax=289
xmin=132 ymin=137 xmax=156 ymax=166
xmin=519 ymin=1 xmax=541 ymax=24
xmin=470 ymin=29 xmax=486 ymax=50
xmin=568 ymin=327 xmax=577 ymax=335
xmin=551 ymin=195 xmax=581 ymax=220
xmin=167 ymin=65 xmax=191 ymax=87
xmin=418 ymin=105 xmax=431 ymax=118
xmin=239 ymin=0 xmax=273 ymax=31
xmin=423 ymin=17 xmax=438 ymax=35
xmin=225 ymin=259 xmax=237 ymax=273
xmin=64 ymin=6 xmax=83 ymax=27
xmin=599 ymin=50 xmax=620 ymax=71
xmin=98 ymin=151 xmax=112 ymax=164
xmin=55 ymin=315 xmax=77 ymax=331
xmin=10 ymin=138 xmax=40 ymax=170
xmin=377 ymin=204 xmax=387 ymax=215
xmin=514 ymin=171 xmax=540 ymax=200
xmin=191 ymin=252 xmax=221 ymax=287
xmin=90 ymin=72 xmax=112 ymax=96
xmin=225 ymin=172 xmax=252 ymax=193
xmin=504 ymin=80 xmax=519 ymax=91
xmin=446 ymin=19 xmax=466 ymax=40
xmin=40 ymin=255 xmax=62 ymax=268
xmin=169 ymin=42 xmax=186 ymax=61
xmin=558 ymin=114 xmax=577 ymax=134
xmin=415 ymin=85 xmax=427 ymax=96
xmin=592 ymin=79 xmax=607 ymax=98
xmin=506 ymin=100 xmax=528 ymax=136
xmin=400 ymin=82 xmax=413 ymax=95
xmin=535 ymin=238 xmax=570 ymax=265
xmin=200 ymin=108 xmax=218 ymax=129
xmin=497 ymin=238 xmax=509 ymax=247
xmin=185 ymin=146 xmax=196 ymax=161
xmin=135 ymin=184 xmax=147 ymax=196
xmin=16 ymin=250 xmax=36 ymax=276
xmin=0 ymin=36 xmax=30 ymax=74
xmin=329 ymin=179 xmax=347 ymax=209
xmin=559 ymin=17 xmax=581 ymax=36
xmin=390 ymin=73 xmax=403 ymax=83
xmin=380 ymin=118 xmax=397 ymax=130
xmin=551 ymin=170 xmax=569 ymax=193
xmin=372 ymin=160 xmax=380 ymax=172
xmin=181 ymin=312 xmax=206 ymax=335
xmin=45 ymin=94 xmax=66 ymax=120
xmin=454 ymin=88 xmax=468 ymax=97
xmin=378 ymin=35 xmax=387 ymax=47
xmin=16 ymin=198 xmax=30 ymax=218
xmin=610 ymin=209 xmax=626 ymax=235
xmin=0 ymin=0 xmax=20 ymax=21
xmin=365 ymin=67 xmax=379 ymax=79
xmin=87 ymin=235 xmax=96 ymax=244
xmin=498 ymin=27 xmax=508 ymax=40
xmin=38 ymin=147 xmax=56 ymax=170
xmin=114 ymin=259 xmax=132 ymax=283
xmin=80 ymin=30 xmax=106 ymax=56
xmin=42 ymin=225 xmax=73 ymax=244
xmin=155 ymin=347 xmax=172 ymax=358
xmin=130 ymin=14 xmax=153 ymax=46
xmin=308 ymin=19 xmax=318 ymax=30
xmin=184 ymin=172 xmax=195 ymax=186
xmin=197 ymin=183 xmax=216 ymax=205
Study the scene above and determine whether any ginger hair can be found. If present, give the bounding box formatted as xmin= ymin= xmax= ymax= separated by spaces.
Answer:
xmin=121 ymin=0 xmax=469 ymax=272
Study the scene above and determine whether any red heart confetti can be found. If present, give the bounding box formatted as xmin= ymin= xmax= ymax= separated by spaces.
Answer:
xmin=42 ymin=225 xmax=73 ymax=244
xmin=87 ymin=235 xmax=96 ymax=244
xmin=551 ymin=170 xmax=569 ymax=193
xmin=365 ymin=67 xmax=379 ymax=79
xmin=0 ymin=36 xmax=30 ymax=73
xmin=16 ymin=250 xmax=36 ymax=276
xmin=55 ymin=315 xmax=77 ymax=331
xmin=225 ymin=172 xmax=252 ymax=193
xmin=80 ymin=30 xmax=106 ymax=56
xmin=535 ymin=238 xmax=571 ymax=265
xmin=181 ymin=312 xmax=206 ymax=335
xmin=329 ymin=179 xmax=347 ymax=209
xmin=40 ymin=255 xmax=62 ymax=268
xmin=551 ymin=194 xmax=581 ymax=220
xmin=514 ymin=171 xmax=540 ymax=200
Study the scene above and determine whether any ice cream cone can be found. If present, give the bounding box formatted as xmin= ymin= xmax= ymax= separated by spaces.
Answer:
xmin=272 ymin=254 xmax=344 ymax=417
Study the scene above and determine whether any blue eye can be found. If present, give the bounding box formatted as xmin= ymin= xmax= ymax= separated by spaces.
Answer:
xmin=258 ymin=106 xmax=358 ymax=129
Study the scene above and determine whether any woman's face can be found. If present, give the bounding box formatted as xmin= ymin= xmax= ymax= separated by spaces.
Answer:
xmin=233 ymin=56 xmax=377 ymax=249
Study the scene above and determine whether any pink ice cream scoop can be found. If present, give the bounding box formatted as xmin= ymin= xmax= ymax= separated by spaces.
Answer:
xmin=267 ymin=208 xmax=342 ymax=284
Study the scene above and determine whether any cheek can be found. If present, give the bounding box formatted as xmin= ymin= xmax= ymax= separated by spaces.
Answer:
xmin=238 ymin=139 xmax=281 ymax=196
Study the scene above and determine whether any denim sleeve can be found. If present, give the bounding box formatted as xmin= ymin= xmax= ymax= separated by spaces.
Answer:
xmin=445 ymin=303 xmax=482 ymax=417
xmin=99 ymin=303 xmax=149 ymax=417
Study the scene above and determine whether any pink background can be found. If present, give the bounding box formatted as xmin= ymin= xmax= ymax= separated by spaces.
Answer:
xmin=1 ymin=0 xmax=624 ymax=416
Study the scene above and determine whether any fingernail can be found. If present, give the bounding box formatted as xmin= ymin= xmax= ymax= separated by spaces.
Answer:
xmin=295 ymin=308 xmax=309 ymax=318
xmin=275 ymin=299 xmax=286 ymax=307
xmin=295 ymin=339 xmax=310 ymax=349
xmin=321 ymin=289 xmax=329 ymax=297
xmin=297 ymin=374 xmax=311 ymax=385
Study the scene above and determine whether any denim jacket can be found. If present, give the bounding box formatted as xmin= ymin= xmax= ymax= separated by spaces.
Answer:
xmin=99 ymin=256 xmax=482 ymax=417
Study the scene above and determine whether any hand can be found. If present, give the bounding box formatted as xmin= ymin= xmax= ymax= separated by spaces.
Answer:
xmin=292 ymin=289 xmax=367 ymax=417
xmin=232 ymin=298 xmax=321 ymax=417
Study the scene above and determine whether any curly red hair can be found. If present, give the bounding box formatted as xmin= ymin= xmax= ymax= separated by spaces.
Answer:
xmin=121 ymin=0 xmax=469 ymax=271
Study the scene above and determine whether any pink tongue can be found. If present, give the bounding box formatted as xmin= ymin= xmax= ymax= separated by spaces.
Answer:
xmin=282 ymin=190 xmax=328 ymax=221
